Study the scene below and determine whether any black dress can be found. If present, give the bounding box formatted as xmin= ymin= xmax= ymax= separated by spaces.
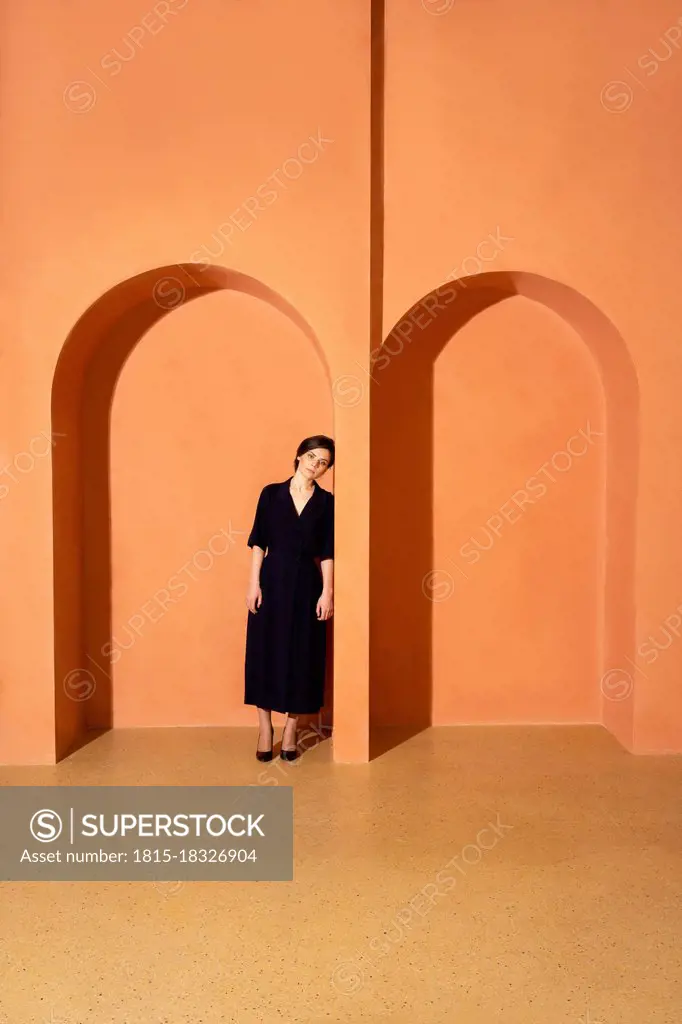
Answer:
xmin=244 ymin=477 xmax=334 ymax=714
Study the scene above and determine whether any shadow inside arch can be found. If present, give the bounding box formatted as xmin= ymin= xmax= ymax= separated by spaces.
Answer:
xmin=52 ymin=263 xmax=332 ymax=762
xmin=368 ymin=270 xmax=638 ymax=760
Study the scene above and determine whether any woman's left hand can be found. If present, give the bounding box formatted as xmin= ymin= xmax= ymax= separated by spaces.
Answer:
xmin=316 ymin=590 xmax=334 ymax=620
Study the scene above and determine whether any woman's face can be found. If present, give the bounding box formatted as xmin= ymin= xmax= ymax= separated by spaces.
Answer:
xmin=297 ymin=447 xmax=332 ymax=481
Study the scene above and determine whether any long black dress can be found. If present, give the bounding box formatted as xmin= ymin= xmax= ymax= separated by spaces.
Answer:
xmin=244 ymin=477 xmax=334 ymax=714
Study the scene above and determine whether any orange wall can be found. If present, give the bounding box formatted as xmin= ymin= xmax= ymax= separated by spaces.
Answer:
xmin=109 ymin=292 xmax=332 ymax=728
xmin=431 ymin=299 xmax=603 ymax=726
xmin=2 ymin=0 xmax=682 ymax=763
xmin=0 ymin=0 xmax=371 ymax=764
xmin=377 ymin=0 xmax=682 ymax=753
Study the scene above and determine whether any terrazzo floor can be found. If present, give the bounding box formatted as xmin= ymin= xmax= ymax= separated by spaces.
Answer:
xmin=1 ymin=724 xmax=681 ymax=1024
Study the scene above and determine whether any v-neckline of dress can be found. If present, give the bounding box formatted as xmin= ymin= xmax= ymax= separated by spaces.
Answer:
xmin=287 ymin=477 xmax=317 ymax=517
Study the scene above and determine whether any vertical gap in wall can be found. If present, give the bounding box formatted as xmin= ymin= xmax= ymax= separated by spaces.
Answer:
xmin=370 ymin=0 xmax=385 ymax=354
xmin=596 ymin=384 xmax=608 ymax=730
xmin=368 ymin=0 xmax=385 ymax=754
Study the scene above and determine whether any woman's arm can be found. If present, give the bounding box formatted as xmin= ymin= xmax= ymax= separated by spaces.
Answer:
xmin=245 ymin=544 xmax=264 ymax=606
xmin=246 ymin=546 xmax=265 ymax=613
xmin=316 ymin=491 xmax=334 ymax=619
xmin=320 ymin=557 xmax=333 ymax=595
xmin=246 ymin=485 xmax=269 ymax=613
xmin=317 ymin=558 xmax=334 ymax=619
xmin=250 ymin=545 xmax=265 ymax=580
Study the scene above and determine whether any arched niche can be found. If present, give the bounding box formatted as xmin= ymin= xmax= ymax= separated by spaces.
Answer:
xmin=52 ymin=263 xmax=333 ymax=761
xmin=369 ymin=270 xmax=638 ymax=758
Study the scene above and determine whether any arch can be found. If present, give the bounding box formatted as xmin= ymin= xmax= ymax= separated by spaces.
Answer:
xmin=369 ymin=270 xmax=638 ymax=757
xmin=52 ymin=263 xmax=332 ymax=761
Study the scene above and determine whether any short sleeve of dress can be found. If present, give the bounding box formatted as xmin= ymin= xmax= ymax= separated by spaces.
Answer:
xmin=247 ymin=486 xmax=270 ymax=550
xmin=320 ymin=492 xmax=334 ymax=560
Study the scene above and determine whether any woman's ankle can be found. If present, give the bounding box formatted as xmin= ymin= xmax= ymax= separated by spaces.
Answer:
xmin=282 ymin=717 xmax=297 ymax=747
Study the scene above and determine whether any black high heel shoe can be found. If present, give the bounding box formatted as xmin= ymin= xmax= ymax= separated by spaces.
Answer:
xmin=256 ymin=729 xmax=273 ymax=762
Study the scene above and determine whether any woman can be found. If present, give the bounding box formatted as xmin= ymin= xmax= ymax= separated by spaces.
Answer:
xmin=245 ymin=435 xmax=335 ymax=762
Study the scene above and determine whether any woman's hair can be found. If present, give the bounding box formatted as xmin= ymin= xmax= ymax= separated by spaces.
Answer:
xmin=294 ymin=435 xmax=335 ymax=470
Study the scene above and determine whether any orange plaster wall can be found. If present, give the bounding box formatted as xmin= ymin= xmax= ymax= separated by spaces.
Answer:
xmin=2 ymin=0 xmax=682 ymax=765
xmin=431 ymin=299 xmax=603 ymax=726
xmin=378 ymin=0 xmax=682 ymax=752
xmin=108 ymin=292 xmax=333 ymax=729
xmin=0 ymin=0 xmax=370 ymax=764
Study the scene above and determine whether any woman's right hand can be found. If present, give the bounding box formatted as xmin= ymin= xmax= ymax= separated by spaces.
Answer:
xmin=246 ymin=583 xmax=262 ymax=614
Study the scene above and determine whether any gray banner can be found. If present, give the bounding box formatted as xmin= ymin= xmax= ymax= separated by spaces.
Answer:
xmin=0 ymin=786 xmax=292 ymax=881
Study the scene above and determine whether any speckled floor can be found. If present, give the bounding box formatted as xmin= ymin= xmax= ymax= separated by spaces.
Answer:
xmin=1 ymin=725 xmax=681 ymax=1024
